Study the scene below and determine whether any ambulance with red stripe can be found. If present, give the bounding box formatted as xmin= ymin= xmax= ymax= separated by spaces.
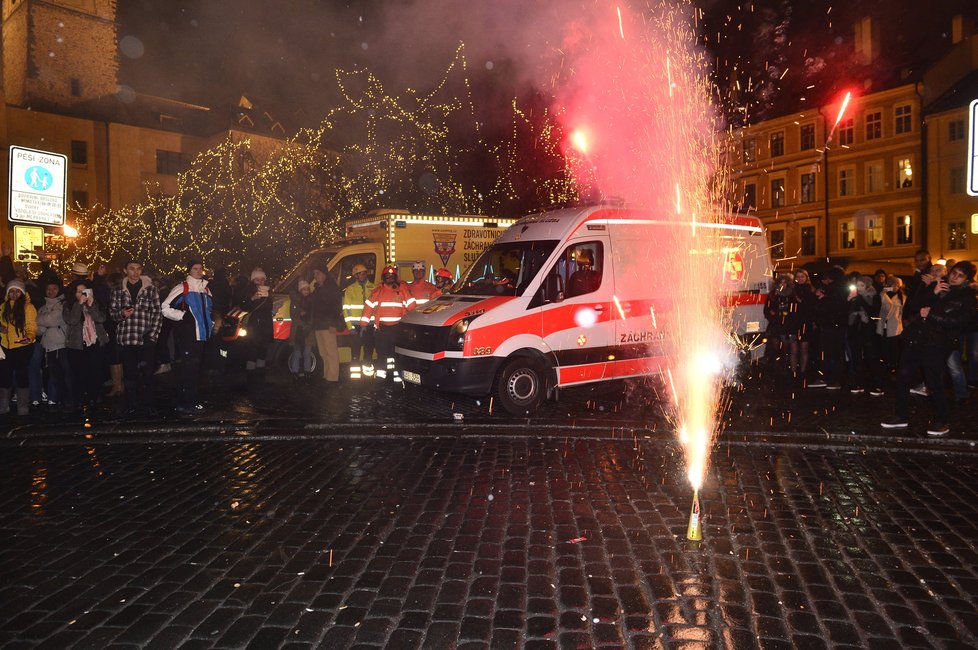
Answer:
xmin=395 ymin=205 xmax=771 ymax=414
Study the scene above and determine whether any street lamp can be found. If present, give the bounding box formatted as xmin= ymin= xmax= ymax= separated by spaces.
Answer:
xmin=63 ymin=224 xmax=78 ymax=238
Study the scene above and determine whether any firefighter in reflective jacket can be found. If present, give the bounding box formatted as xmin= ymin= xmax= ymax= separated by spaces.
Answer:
xmin=343 ymin=264 xmax=376 ymax=378
xmin=361 ymin=265 xmax=411 ymax=381
xmin=407 ymin=260 xmax=439 ymax=309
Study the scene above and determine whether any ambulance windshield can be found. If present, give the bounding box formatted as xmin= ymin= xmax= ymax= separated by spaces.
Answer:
xmin=456 ymin=240 xmax=558 ymax=297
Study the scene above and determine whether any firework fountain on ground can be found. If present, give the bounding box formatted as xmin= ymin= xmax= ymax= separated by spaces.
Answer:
xmin=556 ymin=0 xmax=740 ymax=536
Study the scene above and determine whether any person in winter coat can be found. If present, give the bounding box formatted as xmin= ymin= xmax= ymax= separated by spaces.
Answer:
xmin=846 ymin=275 xmax=883 ymax=395
xmin=361 ymin=265 xmax=412 ymax=382
xmin=790 ymin=269 xmax=817 ymax=378
xmin=110 ymin=260 xmax=162 ymax=414
xmin=0 ymin=279 xmax=38 ymax=415
xmin=288 ymin=280 xmax=315 ymax=380
xmin=35 ymin=281 xmax=72 ymax=410
xmin=763 ymin=274 xmax=798 ymax=371
xmin=881 ymin=261 xmax=978 ymax=436
xmin=309 ymin=268 xmax=345 ymax=384
xmin=63 ymin=280 xmax=109 ymax=411
xmin=809 ymin=267 xmax=849 ymax=389
xmin=877 ymin=276 xmax=905 ymax=373
xmin=161 ymin=260 xmax=214 ymax=415
xmin=238 ymin=268 xmax=274 ymax=390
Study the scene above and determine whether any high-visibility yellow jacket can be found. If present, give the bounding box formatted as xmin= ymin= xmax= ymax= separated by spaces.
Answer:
xmin=342 ymin=280 xmax=375 ymax=328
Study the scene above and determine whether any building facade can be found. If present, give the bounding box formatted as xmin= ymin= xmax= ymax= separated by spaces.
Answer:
xmin=732 ymin=33 xmax=978 ymax=275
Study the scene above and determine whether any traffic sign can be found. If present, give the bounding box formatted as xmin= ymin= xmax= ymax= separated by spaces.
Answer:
xmin=13 ymin=225 xmax=45 ymax=262
xmin=969 ymin=99 xmax=978 ymax=197
xmin=8 ymin=146 xmax=67 ymax=226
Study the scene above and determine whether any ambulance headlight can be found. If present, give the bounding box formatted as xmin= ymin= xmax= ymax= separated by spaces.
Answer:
xmin=448 ymin=317 xmax=474 ymax=351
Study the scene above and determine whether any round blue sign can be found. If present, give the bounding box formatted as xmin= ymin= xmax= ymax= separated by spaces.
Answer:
xmin=24 ymin=165 xmax=54 ymax=191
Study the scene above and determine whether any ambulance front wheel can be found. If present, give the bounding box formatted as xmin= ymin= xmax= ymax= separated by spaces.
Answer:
xmin=497 ymin=357 xmax=548 ymax=415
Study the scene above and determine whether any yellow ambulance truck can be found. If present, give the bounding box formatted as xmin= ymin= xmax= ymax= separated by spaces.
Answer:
xmin=269 ymin=210 xmax=517 ymax=349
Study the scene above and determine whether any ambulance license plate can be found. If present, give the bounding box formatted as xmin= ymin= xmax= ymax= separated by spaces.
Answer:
xmin=402 ymin=370 xmax=421 ymax=384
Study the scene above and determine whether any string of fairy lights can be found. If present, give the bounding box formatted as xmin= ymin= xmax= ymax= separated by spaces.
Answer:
xmin=52 ymin=43 xmax=591 ymax=278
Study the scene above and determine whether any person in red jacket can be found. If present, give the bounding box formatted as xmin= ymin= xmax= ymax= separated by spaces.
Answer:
xmin=361 ymin=265 xmax=411 ymax=381
xmin=406 ymin=260 xmax=438 ymax=309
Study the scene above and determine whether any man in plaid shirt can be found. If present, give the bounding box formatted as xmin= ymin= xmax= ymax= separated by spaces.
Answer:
xmin=110 ymin=260 xmax=162 ymax=414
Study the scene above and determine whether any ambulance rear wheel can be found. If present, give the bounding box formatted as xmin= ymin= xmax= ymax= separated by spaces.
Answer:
xmin=497 ymin=357 xmax=547 ymax=415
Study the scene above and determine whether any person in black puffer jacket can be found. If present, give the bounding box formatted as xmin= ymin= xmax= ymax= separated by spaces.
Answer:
xmin=763 ymin=274 xmax=798 ymax=372
xmin=846 ymin=275 xmax=882 ymax=395
xmin=882 ymin=261 xmax=978 ymax=436
xmin=810 ymin=266 xmax=849 ymax=389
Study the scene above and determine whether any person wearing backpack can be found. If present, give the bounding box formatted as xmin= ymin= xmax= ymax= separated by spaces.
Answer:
xmin=161 ymin=260 xmax=214 ymax=416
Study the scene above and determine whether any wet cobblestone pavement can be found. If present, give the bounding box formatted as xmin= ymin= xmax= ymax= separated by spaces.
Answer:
xmin=2 ymin=364 xmax=978 ymax=648
xmin=2 ymin=435 xmax=978 ymax=648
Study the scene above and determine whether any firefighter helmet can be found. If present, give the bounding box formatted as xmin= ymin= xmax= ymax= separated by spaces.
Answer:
xmin=412 ymin=260 xmax=425 ymax=271
xmin=381 ymin=265 xmax=398 ymax=278
xmin=352 ymin=264 xmax=368 ymax=275
xmin=435 ymin=268 xmax=452 ymax=280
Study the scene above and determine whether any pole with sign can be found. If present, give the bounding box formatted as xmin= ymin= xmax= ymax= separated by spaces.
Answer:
xmin=13 ymin=225 xmax=45 ymax=262
xmin=8 ymin=146 xmax=67 ymax=226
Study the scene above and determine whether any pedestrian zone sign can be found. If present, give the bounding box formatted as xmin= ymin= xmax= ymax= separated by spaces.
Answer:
xmin=8 ymin=146 xmax=67 ymax=226
xmin=969 ymin=99 xmax=978 ymax=197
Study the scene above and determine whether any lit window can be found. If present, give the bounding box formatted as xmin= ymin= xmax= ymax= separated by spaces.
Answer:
xmin=896 ymin=215 xmax=913 ymax=245
xmin=840 ymin=221 xmax=856 ymax=249
xmin=867 ymin=216 xmax=884 ymax=247
xmin=895 ymin=104 xmax=912 ymax=135
xmin=865 ymin=111 xmax=881 ymax=140
xmin=897 ymin=158 xmax=913 ymax=188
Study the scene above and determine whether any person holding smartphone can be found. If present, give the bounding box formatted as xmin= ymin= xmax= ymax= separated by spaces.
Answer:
xmin=63 ymin=280 xmax=109 ymax=413
xmin=0 ymin=279 xmax=38 ymax=416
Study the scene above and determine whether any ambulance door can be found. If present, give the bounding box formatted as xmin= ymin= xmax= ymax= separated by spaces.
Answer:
xmin=531 ymin=239 xmax=615 ymax=386
xmin=608 ymin=225 xmax=670 ymax=378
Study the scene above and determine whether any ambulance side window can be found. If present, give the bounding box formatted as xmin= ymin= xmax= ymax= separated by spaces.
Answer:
xmin=563 ymin=242 xmax=604 ymax=298
xmin=335 ymin=254 xmax=376 ymax=289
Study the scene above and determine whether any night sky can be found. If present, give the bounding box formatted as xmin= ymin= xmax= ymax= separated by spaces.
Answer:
xmin=115 ymin=0 xmax=978 ymax=127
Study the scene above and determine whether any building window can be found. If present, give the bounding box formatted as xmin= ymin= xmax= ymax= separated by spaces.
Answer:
xmin=801 ymin=226 xmax=816 ymax=256
xmin=950 ymin=167 xmax=965 ymax=194
xmin=897 ymin=158 xmax=913 ymax=188
xmin=70 ymin=140 xmax=88 ymax=166
xmin=743 ymin=138 xmax=757 ymax=163
xmin=866 ymin=216 xmax=884 ymax=247
xmin=71 ymin=190 xmax=89 ymax=209
xmin=770 ymin=131 xmax=784 ymax=157
xmin=895 ymin=104 xmax=912 ymax=134
xmin=800 ymin=172 xmax=816 ymax=203
xmin=770 ymin=178 xmax=785 ymax=208
xmin=770 ymin=229 xmax=785 ymax=259
xmin=838 ymin=118 xmax=854 ymax=146
xmin=949 ymin=120 xmax=965 ymax=141
xmin=838 ymin=167 xmax=855 ymax=197
xmin=70 ymin=77 xmax=81 ymax=97
xmin=948 ymin=222 xmax=968 ymax=250
xmin=800 ymin=124 xmax=815 ymax=150
xmin=155 ymin=149 xmax=193 ymax=176
xmin=865 ymin=111 xmax=882 ymax=140
xmin=896 ymin=215 xmax=913 ymax=245
xmin=865 ymin=162 xmax=883 ymax=193
xmin=840 ymin=221 xmax=856 ymax=249
xmin=743 ymin=183 xmax=756 ymax=211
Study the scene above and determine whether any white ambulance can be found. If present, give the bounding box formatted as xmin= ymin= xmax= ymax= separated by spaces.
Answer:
xmin=395 ymin=205 xmax=771 ymax=414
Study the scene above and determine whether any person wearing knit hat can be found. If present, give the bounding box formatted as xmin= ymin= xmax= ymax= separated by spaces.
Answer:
xmin=239 ymin=267 xmax=273 ymax=391
xmin=0 ymin=278 xmax=38 ymax=415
